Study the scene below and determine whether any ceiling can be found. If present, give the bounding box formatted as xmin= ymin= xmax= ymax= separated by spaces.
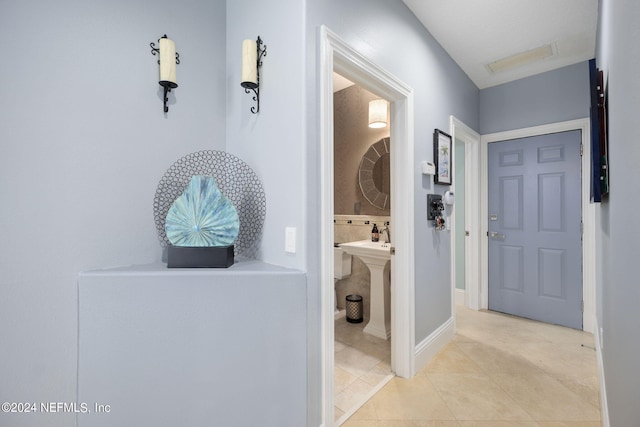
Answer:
xmin=401 ymin=0 xmax=599 ymax=89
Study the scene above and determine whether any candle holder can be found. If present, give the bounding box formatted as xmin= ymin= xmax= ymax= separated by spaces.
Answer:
xmin=240 ymin=36 xmax=267 ymax=114
xmin=150 ymin=35 xmax=180 ymax=113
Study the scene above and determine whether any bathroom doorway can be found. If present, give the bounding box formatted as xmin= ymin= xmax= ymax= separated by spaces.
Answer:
xmin=332 ymin=76 xmax=393 ymax=424
xmin=319 ymin=26 xmax=415 ymax=426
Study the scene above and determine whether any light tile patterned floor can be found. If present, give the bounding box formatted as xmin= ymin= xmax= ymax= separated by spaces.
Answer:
xmin=342 ymin=306 xmax=602 ymax=427
xmin=334 ymin=315 xmax=392 ymax=423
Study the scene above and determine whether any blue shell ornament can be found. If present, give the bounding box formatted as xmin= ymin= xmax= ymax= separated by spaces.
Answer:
xmin=165 ymin=176 xmax=240 ymax=247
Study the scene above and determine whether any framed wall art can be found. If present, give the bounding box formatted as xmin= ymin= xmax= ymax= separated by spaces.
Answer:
xmin=589 ymin=58 xmax=609 ymax=202
xmin=433 ymin=129 xmax=452 ymax=185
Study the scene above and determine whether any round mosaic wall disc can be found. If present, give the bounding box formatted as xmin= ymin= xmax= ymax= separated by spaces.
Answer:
xmin=153 ymin=150 xmax=266 ymax=259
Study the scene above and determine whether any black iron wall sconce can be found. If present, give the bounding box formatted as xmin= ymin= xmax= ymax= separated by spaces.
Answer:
xmin=150 ymin=34 xmax=180 ymax=113
xmin=241 ymin=36 xmax=267 ymax=114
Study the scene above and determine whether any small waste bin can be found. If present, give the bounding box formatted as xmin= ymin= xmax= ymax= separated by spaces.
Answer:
xmin=345 ymin=294 xmax=363 ymax=323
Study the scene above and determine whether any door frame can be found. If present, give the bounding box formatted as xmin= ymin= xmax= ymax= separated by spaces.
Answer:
xmin=478 ymin=118 xmax=596 ymax=333
xmin=450 ymin=117 xmax=482 ymax=312
xmin=319 ymin=26 xmax=416 ymax=425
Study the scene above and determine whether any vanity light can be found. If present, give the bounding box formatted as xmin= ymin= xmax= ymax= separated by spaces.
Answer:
xmin=150 ymin=35 xmax=180 ymax=113
xmin=241 ymin=36 xmax=267 ymax=114
xmin=368 ymin=99 xmax=388 ymax=128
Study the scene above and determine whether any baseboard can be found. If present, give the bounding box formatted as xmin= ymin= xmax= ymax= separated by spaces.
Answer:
xmin=414 ymin=316 xmax=455 ymax=374
xmin=594 ymin=323 xmax=610 ymax=427
xmin=455 ymin=288 xmax=465 ymax=306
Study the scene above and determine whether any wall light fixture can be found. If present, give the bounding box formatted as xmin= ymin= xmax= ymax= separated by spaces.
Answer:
xmin=241 ymin=36 xmax=267 ymax=114
xmin=150 ymin=35 xmax=180 ymax=113
xmin=368 ymin=99 xmax=389 ymax=128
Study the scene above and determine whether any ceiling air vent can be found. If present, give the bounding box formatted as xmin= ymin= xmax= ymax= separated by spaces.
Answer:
xmin=486 ymin=43 xmax=556 ymax=74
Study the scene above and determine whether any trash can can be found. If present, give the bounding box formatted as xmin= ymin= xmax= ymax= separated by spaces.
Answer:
xmin=345 ymin=294 xmax=363 ymax=323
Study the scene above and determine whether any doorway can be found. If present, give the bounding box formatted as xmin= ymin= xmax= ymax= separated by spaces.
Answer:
xmin=319 ymin=26 xmax=415 ymax=426
xmin=479 ymin=119 xmax=597 ymax=333
xmin=450 ymin=116 xmax=481 ymax=312
xmin=332 ymin=77 xmax=393 ymax=423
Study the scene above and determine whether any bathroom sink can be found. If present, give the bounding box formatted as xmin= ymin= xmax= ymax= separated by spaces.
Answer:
xmin=339 ymin=240 xmax=391 ymax=340
xmin=338 ymin=240 xmax=391 ymax=262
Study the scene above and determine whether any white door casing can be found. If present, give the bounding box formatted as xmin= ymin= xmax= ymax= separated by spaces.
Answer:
xmin=479 ymin=119 xmax=596 ymax=333
xmin=450 ymin=117 xmax=481 ymax=313
xmin=319 ymin=26 xmax=416 ymax=425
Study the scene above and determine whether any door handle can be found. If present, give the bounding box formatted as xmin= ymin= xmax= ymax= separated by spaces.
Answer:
xmin=489 ymin=231 xmax=505 ymax=240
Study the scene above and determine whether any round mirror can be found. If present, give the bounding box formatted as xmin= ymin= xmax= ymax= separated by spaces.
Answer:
xmin=358 ymin=137 xmax=390 ymax=210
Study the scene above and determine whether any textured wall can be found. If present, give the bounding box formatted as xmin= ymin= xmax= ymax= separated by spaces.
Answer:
xmin=334 ymin=85 xmax=390 ymax=216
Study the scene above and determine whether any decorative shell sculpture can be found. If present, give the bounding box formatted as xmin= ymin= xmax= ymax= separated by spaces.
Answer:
xmin=165 ymin=175 xmax=239 ymax=247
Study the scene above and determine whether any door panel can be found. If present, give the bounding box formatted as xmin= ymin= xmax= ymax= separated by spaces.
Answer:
xmin=488 ymin=131 xmax=582 ymax=329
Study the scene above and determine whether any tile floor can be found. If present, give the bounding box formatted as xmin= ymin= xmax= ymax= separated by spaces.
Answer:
xmin=334 ymin=314 xmax=393 ymax=424
xmin=342 ymin=306 xmax=602 ymax=427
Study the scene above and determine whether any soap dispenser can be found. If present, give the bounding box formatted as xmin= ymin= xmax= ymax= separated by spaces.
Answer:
xmin=371 ymin=223 xmax=379 ymax=242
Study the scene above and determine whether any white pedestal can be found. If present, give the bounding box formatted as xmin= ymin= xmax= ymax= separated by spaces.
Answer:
xmin=362 ymin=259 xmax=391 ymax=340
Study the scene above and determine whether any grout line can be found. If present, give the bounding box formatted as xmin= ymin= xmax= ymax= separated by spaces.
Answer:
xmin=335 ymin=373 xmax=394 ymax=426
xmin=334 ymin=318 xmax=392 ymax=425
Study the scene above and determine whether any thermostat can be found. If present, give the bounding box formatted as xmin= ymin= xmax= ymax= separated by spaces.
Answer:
xmin=421 ymin=161 xmax=436 ymax=175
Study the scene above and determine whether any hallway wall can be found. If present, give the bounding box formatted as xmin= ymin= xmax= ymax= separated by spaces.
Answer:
xmin=306 ymin=0 xmax=479 ymax=346
xmin=596 ymin=0 xmax=640 ymax=424
xmin=479 ymin=61 xmax=591 ymax=134
xmin=305 ymin=0 xmax=479 ymax=424
xmin=0 ymin=1 xmax=226 ymax=426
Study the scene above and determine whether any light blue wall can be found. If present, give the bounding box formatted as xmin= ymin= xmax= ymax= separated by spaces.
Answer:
xmin=2 ymin=1 xmax=483 ymax=425
xmin=0 ymin=1 xmax=226 ymax=426
xmin=303 ymin=1 xmax=478 ymax=424
xmin=225 ymin=0 xmax=307 ymax=270
xmin=596 ymin=0 xmax=640 ymax=425
xmin=306 ymin=0 xmax=478 ymax=344
xmin=77 ymin=263 xmax=307 ymax=427
xmin=479 ymin=62 xmax=591 ymax=134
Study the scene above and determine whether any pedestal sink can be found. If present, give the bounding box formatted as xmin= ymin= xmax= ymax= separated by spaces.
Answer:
xmin=339 ymin=240 xmax=391 ymax=340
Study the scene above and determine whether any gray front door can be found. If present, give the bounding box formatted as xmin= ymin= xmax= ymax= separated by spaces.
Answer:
xmin=488 ymin=130 xmax=582 ymax=329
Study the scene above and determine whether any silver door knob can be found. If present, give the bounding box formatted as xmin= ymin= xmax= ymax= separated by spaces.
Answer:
xmin=489 ymin=231 xmax=505 ymax=240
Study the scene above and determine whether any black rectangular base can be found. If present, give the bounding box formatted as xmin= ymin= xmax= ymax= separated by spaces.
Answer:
xmin=167 ymin=245 xmax=234 ymax=268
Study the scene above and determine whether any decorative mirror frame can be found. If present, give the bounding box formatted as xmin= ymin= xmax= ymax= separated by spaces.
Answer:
xmin=358 ymin=137 xmax=391 ymax=210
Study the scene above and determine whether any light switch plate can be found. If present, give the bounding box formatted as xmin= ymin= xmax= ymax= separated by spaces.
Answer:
xmin=285 ymin=227 xmax=296 ymax=253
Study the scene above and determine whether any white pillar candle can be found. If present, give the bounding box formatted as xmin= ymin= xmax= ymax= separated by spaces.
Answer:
xmin=241 ymin=39 xmax=258 ymax=88
xmin=159 ymin=37 xmax=177 ymax=87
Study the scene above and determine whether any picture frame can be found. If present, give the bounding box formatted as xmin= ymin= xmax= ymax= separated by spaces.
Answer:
xmin=433 ymin=129 xmax=452 ymax=185
xmin=589 ymin=59 xmax=609 ymax=202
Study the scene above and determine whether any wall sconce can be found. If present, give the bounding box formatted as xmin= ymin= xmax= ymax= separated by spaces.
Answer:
xmin=150 ymin=35 xmax=180 ymax=113
xmin=241 ymin=36 xmax=267 ymax=114
xmin=368 ymin=99 xmax=388 ymax=128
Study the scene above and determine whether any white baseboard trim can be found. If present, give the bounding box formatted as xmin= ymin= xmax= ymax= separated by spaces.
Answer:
xmin=414 ymin=316 xmax=455 ymax=373
xmin=455 ymin=288 xmax=465 ymax=306
xmin=594 ymin=323 xmax=610 ymax=427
